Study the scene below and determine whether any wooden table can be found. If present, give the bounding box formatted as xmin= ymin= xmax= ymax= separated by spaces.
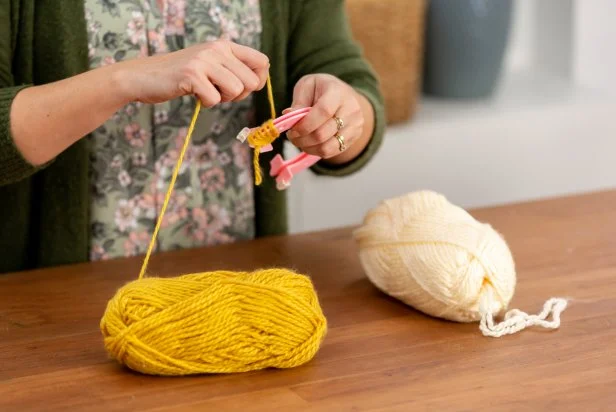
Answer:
xmin=1 ymin=190 xmax=615 ymax=411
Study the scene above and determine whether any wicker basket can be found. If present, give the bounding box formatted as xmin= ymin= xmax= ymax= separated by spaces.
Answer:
xmin=346 ymin=0 xmax=427 ymax=125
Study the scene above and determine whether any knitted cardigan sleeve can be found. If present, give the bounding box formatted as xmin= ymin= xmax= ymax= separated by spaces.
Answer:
xmin=0 ymin=4 xmax=40 ymax=187
xmin=287 ymin=0 xmax=386 ymax=177
xmin=0 ymin=86 xmax=44 ymax=187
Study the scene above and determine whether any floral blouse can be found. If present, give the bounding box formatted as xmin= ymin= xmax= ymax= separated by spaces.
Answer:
xmin=84 ymin=0 xmax=262 ymax=260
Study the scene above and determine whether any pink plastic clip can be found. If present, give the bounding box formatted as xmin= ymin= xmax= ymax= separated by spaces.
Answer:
xmin=274 ymin=107 xmax=311 ymax=132
xmin=235 ymin=107 xmax=321 ymax=190
xmin=270 ymin=107 xmax=321 ymax=190
xmin=236 ymin=107 xmax=312 ymax=152
xmin=270 ymin=152 xmax=320 ymax=191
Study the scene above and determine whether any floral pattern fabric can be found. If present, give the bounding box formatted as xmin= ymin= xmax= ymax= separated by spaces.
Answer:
xmin=84 ymin=0 xmax=262 ymax=260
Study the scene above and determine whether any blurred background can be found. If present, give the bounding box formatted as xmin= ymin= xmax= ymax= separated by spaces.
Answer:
xmin=286 ymin=0 xmax=616 ymax=233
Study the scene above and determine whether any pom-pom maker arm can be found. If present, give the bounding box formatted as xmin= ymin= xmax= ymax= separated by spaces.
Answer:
xmin=236 ymin=107 xmax=321 ymax=191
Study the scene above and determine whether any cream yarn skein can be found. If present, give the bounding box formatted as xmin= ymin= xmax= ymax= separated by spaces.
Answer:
xmin=353 ymin=191 xmax=567 ymax=337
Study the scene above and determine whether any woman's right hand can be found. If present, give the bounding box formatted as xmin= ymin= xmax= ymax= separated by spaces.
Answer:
xmin=7 ymin=40 xmax=269 ymax=170
xmin=114 ymin=39 xmax=270 ymax=107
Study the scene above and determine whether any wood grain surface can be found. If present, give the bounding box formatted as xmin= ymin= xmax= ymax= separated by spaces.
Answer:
xmin=1 ymin=190 xmax=615 ymax=411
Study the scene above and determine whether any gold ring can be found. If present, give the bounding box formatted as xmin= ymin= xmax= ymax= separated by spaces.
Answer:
xmin=333 ymin=115 xmax=344 ymax=131
xmin=335 ymin=133 xmax=346 ymax=152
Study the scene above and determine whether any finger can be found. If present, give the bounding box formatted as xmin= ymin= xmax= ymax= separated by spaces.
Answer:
xmin=301 ymin=128 xmax=356 ymax=159
xmin=304 ymin=125 xmax=358 ymax=153
xmin=229 ymin=42 xmax=269 ymax=71
xmin=289 ymin=76 xmax=317 ymax=111
xmin=193 ymin=75 xmax=222 ymax=107
xmin=281 ymin=106 xmax=306 ymax=115
xmin=214 ymin=41 xmax=268 ymax=89
xmin=221 ymin=54 xmax=261 ymax=101
xmin=254 ymin=64 xmax=270 ymax=91
xmin=290 ymin=90 xmax=341 ymax=138
xmin=291 ymin=106 xmax=355 ymax=148
xmin=290 ymin=116 xmax=338 ymax=149
xmin=207 ymin=64 xmax=245 ymax=102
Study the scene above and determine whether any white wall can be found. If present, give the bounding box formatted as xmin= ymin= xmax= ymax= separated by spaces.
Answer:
xmin=573 ymin=0 xmax=616 ymax=93
xmin=286 ymin=0 xmax=616 ymax=234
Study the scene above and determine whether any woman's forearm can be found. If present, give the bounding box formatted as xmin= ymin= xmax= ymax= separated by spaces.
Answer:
xmin=9 ymin=40 xmax=270 ymax=167
xmin=10 ymin=64 xmax=131 ymax=166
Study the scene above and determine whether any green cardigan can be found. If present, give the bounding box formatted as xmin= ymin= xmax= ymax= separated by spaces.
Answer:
xmin=0 ymin=0 xmax=385 ymax=274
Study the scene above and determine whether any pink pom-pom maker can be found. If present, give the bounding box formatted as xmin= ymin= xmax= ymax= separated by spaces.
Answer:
xmin=236 ymin=107 xmax=320 ymax=191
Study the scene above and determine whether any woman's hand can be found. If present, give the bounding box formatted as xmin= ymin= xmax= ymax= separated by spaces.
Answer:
xmin=284 ymin=74 xmax=375 ymax=165
xmin=115 ymin=39 xmax=270 ymax=107
xmin=9 ymin=40 xmax=269 ymax=167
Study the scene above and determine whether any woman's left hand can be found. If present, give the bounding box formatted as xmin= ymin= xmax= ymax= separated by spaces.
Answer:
xmin=284 ymin=74 xmax=373 ymax=164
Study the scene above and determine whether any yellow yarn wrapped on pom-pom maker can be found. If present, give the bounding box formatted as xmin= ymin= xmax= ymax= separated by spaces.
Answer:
xmin=354 ymin=190 xmax=568 ymax=337
xmin=101 ymin=75 xmax=327 ymax=375
xmin=100 ymin=269 xmax=327 ymax=375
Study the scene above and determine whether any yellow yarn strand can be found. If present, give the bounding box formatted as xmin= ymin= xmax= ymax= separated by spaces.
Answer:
xmin=266 ymin=74 xmax=276 ymax=119
xmin=138 ymin=100 xmax=202 ymax=280
xmin=102 ymin=74 xmax=327 ymax=377
xmin=138 ymin=74 xmax=279 ymax=278
xmin=248 ymin=75 xmax=279 ymax=185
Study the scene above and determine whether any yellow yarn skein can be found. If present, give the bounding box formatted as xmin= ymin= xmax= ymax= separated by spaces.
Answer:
xmin=101 ymin=75 xmax=327 ymax=375
xmin=354 ymin=190 xmax=568 ymax=337
xmin=101 ymin=269 xmax=327 ymax=375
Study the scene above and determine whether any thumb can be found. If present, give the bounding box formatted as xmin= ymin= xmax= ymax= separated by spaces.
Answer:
xmin=288 ymin=76 xmax=317 ymax=112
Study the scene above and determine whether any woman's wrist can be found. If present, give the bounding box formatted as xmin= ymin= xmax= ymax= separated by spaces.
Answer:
xmin=107 ymin=60 xmax=141 ymax=106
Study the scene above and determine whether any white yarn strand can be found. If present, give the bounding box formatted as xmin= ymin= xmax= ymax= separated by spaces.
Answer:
xmin=479 ymin=297 xmax=568 ymax=338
